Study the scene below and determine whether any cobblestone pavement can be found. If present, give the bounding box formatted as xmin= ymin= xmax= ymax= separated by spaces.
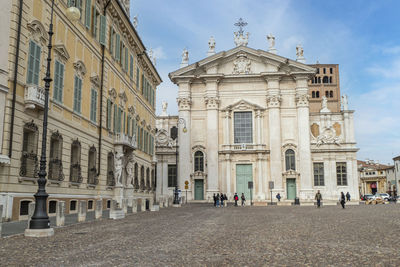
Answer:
xmin=1 ymin=204 xmax=400 ymax=266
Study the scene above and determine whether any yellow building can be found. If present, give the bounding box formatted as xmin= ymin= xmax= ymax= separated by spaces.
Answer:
xmin=0 ymin=0 xmax=161 ymax=221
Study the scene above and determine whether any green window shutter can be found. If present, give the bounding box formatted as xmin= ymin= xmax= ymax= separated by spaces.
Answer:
xmin=129 ymin=55 xmax=133 ymax=78
xmin=115 ymin=34 xmax=120 ymax=62
xmin=113 ymin=104 xmax=117 ymax=133
xmin=93 ymin=9 xmax=97 ymax=38
xmin=107 ymin=99 xmax=111 ymax=129
xmin=27 ymin=41 xmax=35 ymax=84
xmin=85 ymin=0 xmax=91 ymax=29
xmin=67 ymin=0 xmax=72 ymax=7
xmin=59 ymin=62 xmax=64 ymax=102
xmin=53 ymin=60 xmax=60 ymax=101
xmin=123 ymin=111 xmax=126 ymax=134
xmin=78 ymin=78 xmax=82 ymax=113
xmin=141 ymin=74 xmax=144 ymax=94
xmin=127 ymin=115 xmax=131 ymax=136
xmin=73 ymin=76 xmax=78 ymax=112
xmin=109 ymin=28 xmax=114 ymax=55
xmin=90 ymin=89 xmax=97 ymax=122
xmin=124 ymin=47 xmax=128 ymax=71
xmin=132 ymin=120 xmax=136 ymax=140
xmin=33 ymin=44 xmax=41 ymax=85
xmin=136 ymin=67 xmax=139 ymax=87
xmin=99 ymin=15 xmax=106 ymax=45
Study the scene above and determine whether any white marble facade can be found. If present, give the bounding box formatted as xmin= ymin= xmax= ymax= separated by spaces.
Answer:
xmin=164 ymin=36 xmax=358 ymax=203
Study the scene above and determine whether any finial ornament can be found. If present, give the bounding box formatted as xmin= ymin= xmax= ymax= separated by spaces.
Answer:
xmin=320 ymin=96 xmax=331 ymax=113
xmin=133 ymin=16 xmax=138 ymax=29
xmin=341 ymin=95 xmax=348 ymax=111
xmin=207 ymin=36 xmax=216 ymax=56
xmin=296 ymin=44 xmax=306 ymax=63
xmin=234 ymin=18 xmax=249 ymax=47
xmin=180 ymin=48 xmax=189 ymax=68
xmin=267 ymin=34 xmax=277 ymax=54
xmin=148 ymin=48 xmax=156 ymax=66
xmin=161 ymin=101 xmax=168 ymax=116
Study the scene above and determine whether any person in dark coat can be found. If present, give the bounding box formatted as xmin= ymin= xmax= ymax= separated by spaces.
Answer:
xmin=223 ymin=194 xmax=228 ymax=207
xmin=346 ymin=192 xmax=351 ymax=202
xmin=216 ymin=193 xmax=220 ymax=207
xmin=234 ymin=193 xmax=239 ymax=206
xmin=340 ymin=192 xmax=346 ymax=209
xmin=315 ymin=190 xmax=322 ymax=208
xmin=220 ymin=193 xmax=224 ymax=207
xmin=276 ymin=193 xmax=281 ymax=202
xmin=241 ymin=193 xmax=246 ymax=206
xmin=213 ymin=193 xmax=216 ymax=207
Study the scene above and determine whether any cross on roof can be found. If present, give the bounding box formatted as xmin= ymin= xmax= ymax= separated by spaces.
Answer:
xmin=234 ymin=18 xmax=248 ymax=35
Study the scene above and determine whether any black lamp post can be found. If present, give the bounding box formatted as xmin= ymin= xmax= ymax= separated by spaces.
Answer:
xmin=170 ymin=118 xmax=187 ymax=205
xmin=29 ymin=1 xmax=80 ymax=231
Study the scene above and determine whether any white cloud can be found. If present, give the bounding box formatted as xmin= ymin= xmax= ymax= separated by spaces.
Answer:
xmin=152 ymin=46 xmax=166 ymax=60
xmin=366 ymin=58 xmax=400 ymax=79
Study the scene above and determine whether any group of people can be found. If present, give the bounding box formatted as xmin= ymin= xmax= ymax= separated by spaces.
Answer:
xmin=213 ymin=193 xmax=247 ymax=207
xmin=315 ymin=190 xmax=351 ymax=208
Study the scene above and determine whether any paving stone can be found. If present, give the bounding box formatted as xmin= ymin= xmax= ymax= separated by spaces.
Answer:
xmin=0 ymin=204 xmax=399 ymax=266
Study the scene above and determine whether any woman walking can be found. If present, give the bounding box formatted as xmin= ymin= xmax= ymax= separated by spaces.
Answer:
xmin=241 ymin=193 xmax=246 ymax=206
xmin=340 ymin=192 xmax=346 ymax=209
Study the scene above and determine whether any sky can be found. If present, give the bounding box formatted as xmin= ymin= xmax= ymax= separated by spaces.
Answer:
xmin=130 ymin=0 xmax=400 ymax=165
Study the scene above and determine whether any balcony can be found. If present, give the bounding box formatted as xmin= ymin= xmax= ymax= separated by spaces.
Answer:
xmin=25 ymin=85 xmax=45 ymax=110
xmin=221 ymin=144 xmax=268 ymax=153
xmin=114 ymin=133 xmax=137 ymax=150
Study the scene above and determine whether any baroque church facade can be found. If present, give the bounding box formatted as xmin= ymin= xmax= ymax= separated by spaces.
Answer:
xmin=158 ymin=27 xmax=358 ymax=203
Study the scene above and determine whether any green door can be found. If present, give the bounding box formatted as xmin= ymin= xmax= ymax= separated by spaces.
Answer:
xmin=236 ymin=164 xmax=253 ymax=200
xmin=287 ymin=179 xmax=296 ymax=200
xmin=194 ymin=179 xmax=204 ymax=200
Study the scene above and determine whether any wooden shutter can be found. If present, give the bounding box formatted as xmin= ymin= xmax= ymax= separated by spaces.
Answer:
xmin=107 ymin=99 xmax=111 ymax=129
xmin=77 ymin=78 xmax=82 ymax=113
xmin=136 ymin=67 xmax=139 ymax=87
xmin=129 ymin=54 xmax=134 ymax=78
xmin=109 ymin=28 xmax=114 ymax=55
xmin=53 ymin=60 xmax=60 ymax=101
xmin=127 ymin=115 xmax=131 ymax=136
xmin=113 ymin=104 xmax=117 ymax=133
xmin=85 ymin=0 xmax=91 ymax=29
xmin=99 ymin=15 xmax=106 ymax=45
xmin=73 ymin=76 xmax=78 ymax=112
xmin=115 ymin=34 xmax=120 ymax=62
xmin=123 ymin=111 xmax=126 ymax=134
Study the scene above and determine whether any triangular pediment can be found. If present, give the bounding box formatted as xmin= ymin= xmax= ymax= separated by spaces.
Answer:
xmin=169 ymin=46 xmax=316 ymax=82
xmin=222 ymin=99 xmax=265 ymax=111
xmin=53 ymin=44 xmax=70 ymax=62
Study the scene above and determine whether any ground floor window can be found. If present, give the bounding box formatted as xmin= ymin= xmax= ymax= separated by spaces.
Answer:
xmin=336 ymin=162 xmax=347 ymax=186
xmin=49 ymin=200 xmax=57 ymax=214
xmin=20 ymin=200 xmax=31 ymax=216
xmin=168 ymin=164 xmax=177 ymax=187
xmin=70 ymin=200 xmax=77 ymax=211
xmin=88 ymin=200 xmax=94 ymax=210
xmin=313 ymin=163 xmax=324 ymax=186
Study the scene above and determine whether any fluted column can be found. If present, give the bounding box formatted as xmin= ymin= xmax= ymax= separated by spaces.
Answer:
xmin=295 ymin=76 xmax=313 ymax=200
xmin=224 ymin=110 xmax=231 ymax=144
xmin=225 ymin=154 xmax=231 ymax=198
xmin=257 ymin=153 xmax=264 ymax=199
xmin=266 ymin=76 xmax=283 ymax=194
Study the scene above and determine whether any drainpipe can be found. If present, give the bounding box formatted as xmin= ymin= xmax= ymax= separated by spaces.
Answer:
xmin=8 ymin=0 xmax=23 ymax=158
xmin=98 ymin=0 xmax=112 ymax=175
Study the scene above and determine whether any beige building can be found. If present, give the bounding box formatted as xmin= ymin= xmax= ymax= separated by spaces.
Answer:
xmin=358 ymin=160 xmax=392 ymax=196
xmin=0 ymin=0 xmax=161 ymax=221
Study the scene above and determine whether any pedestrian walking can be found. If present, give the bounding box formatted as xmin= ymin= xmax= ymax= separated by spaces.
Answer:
xmin=346 ymin=192 xmax=351 ymax=202
xmin=220 ymin=193 xmax=224 ymax=207
xmin=340 ymin=192 xmax=346 ymax=209
xmin=276 ymin=193 xmax=281 ymax=202
xmin=224 ymin=194 xmax=228 ymax=207
xmin=234 ymin=193 xmax=239 ymax=206
xmin=315 ymin=190 xmax=322 ymax=208
xmin=241 ymin=193 xmax=246 ymax=206
xmin=213 ymin=193 xmax=216 ymax=207
xmin=216 ymin=193 xmax=220 ymax=207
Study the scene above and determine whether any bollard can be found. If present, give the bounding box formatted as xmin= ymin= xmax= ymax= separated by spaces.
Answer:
xmin=78 ymin=201 xmax=87 ymax=222
xmin=95 ymin=200 xmax=102 ymax=220
xmin=56 ymin=201 xmax=65 ymax=227
xmin=27 ymin=202 xmax=35 ymax=228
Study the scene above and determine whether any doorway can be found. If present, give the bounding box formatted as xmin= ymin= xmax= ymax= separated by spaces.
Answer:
xmin=286 ymin=178 xmax=296 ymax=200
xmin=194 ymin=179 xmax=204 ymax=200
xmin=236 ymin=164 xmax=253 ymax=200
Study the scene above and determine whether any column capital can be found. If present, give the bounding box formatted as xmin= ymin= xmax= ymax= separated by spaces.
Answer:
xmin=177 ymin=97 xmax=192 ymax=110
xmin=223 ymin=110 xmax=232 ymax=118
xmin=255 ymin=110 xmax=264 ymax=118
xmin=225 ymin=153 xmax=231 ymax=161
xmin=266 ymin=95 xmax=281 ymax=108
xmin=204 ymin=96 xmax=219 ymax=109
xmin=296 ymin=94 xmax=309 ymax=107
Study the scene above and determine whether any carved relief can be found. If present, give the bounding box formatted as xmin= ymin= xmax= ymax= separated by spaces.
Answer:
xmin=90 ymin=75 xmax=100 ymax=88
xmin=266 ymin=95 xmax=281 ymax=108
xmin=315 ymin=126 xmax=341 ymax=147
xmin=177 ymin=97 xmax=192 ymax=110
xmin=233 ymin=53 xmax=251 ymax=74
xmin=296 ymin=94 xmax=309 ymax=107
xmin=109 ymin=88 xmax=117 ymax=100
xmin=204 ymin=97 xmax=219 ymax=109
xmin=27 ymin=20 xmax=48 ymax=45
xmin=53 ymin=44 xmax=70 ymax=63
xmin=119 ymin=91 xmax=128 ymax=107
xmin=73 ymin=60 xmax=87 ymax=77
xmin=128 ymin=105 xmax=136 ymax=115
xmin=311 ymin=123 xmax=320 ymax=137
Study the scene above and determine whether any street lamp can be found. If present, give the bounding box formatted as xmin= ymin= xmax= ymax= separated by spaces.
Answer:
xmin=170 ymin=118 xmax=187 ymax=205
xmin=26 ymin=1 xmax=80 ymax=236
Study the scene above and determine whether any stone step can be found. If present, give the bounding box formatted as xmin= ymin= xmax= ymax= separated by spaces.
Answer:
xmin=110 ymin=209 xmax=125 ymax=220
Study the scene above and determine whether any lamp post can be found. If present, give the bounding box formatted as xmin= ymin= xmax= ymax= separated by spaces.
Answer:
xmin=25 ymin=1 xmax=80 ymax=236
xmin=170 ymin=118 xmax=187 ymax=205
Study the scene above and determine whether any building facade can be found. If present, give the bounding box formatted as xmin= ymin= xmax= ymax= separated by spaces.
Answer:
xmin=0 ymin=0 xmax=161 ymax=221
xmin=357 ymin=160 xmax=392 ymax=196
xmin=164 ymin=31 xmax=358 ymax=203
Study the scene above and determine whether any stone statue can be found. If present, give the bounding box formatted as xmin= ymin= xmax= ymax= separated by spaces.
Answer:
xmin=161 ymin=101 xmax=168 ymax=116
xmin=267 ymin=34 xmax=275 ymax=48
xmin=296 ymin=44 xmax=304 ymax=58
xmin=180 ymin=48 xmax=189 ymax=68
xmin=114 ymin=151 xmax=124 ymax=186
xmin=234 ymin=32 xmax=249 ymax=47
xmin=342 ymin=94 xmax=348 ymax=111
xmin=125 ymin=156 xmax=134 ymax=188
xmin=207 ymin=36 xmax=216 ymax=56
xmin=320 ymin=96 xmax=331 ymax=113
xmin=133 ymin=16 xmax=138 ymax=29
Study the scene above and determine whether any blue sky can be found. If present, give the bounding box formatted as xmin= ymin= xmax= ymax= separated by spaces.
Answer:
xmin=130 ymin=0 xmax=400 ymax=164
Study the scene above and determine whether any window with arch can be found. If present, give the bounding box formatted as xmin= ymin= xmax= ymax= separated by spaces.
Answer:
xmin=49 ymin=131 xmax=64 ymax=181
xmin=312 ymin=91 xmax=316 ymax=98
xmin=194 ymin=151 xmax=204 ymax=172
xmin=140 ymin=165 xmax=145 ymax=190
xmin=20 ymin=121 xmax=39 ymax=178
xmin=316 ymin=91 xmax=320 ymax=98
xmin=318 ymin=77 xmax=321 ymax=83
xmin=329 ymin=91 xmax=333 ymax=98
xmin=70 ymin=139 xmax=82 ymax=183
xmin=88 ymin=146 xmax=98 ymax=185
xmin=323 ymin=76 xmax=329 ymax=84
xmin=134 ymin=163 xmax=139 ymax=189
xmin=106 ymin=152 xmax=114 ymax=186
xmin=146 ymin=168 xmax=150 ymax=190
xmin=329 ymin=76 xmax=332 ymax=83
xmin=325 ymin=91 xmax=329 ymax=97
xmin=285 ymin=149 xmax=296 ymax=171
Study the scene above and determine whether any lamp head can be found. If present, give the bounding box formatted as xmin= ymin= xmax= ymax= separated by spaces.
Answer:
xmin=66 ymin=6 xmax=81 ymax=22
xmin=183 ymin=127 xmax=187 ymax=133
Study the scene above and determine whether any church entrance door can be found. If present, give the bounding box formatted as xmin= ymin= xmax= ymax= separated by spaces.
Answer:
xmin=287 ymin=179 xmax=296 ymax=200
xmin=194 ymin=179 xmax=204 ymax=200
xmin=236 ymin=164 xmax=253 ymax=200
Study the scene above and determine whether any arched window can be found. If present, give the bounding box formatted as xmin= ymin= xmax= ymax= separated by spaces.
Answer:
xmin=146 ymin=168 xmax=150 ymax=190
xmin=285 ymin=149 xmax=296 ymax=171
xmin=70 ymin=139 xmax=82 ymax=183
xmin=318 ymin=77 xmax=321 ymax=83
xmin=329 ymin=91 xmax=333 ymax=98
xmin=88 ymin=146 xmax=98 ymax=185
xmin=49 ymin=131 xmax=63 ymax=181
xmin=134 ymin=163 xmax=139 ymax=189
xmin=329 ymin=76 xmax=332 ymax=83
xmin=325 ymin=91 xmax=329 ymax=97
xmin=194 ymin=151 xmax=204 ymax=172
xmin=316 ymin=91 xmax=320 ymax=98
xmin=106 ymin=152 xmax=114 ymax=186
xmin=323 ymin=68 xmax=326 ymax=74
xmin=323 ymin=76 xmax=329 ymax=83
xmin=140 ymin=166 xmax=145 ymax=190
xmin=312 ymin=91 xmax=316 ymax=98
xmin=20 ymin=121 xmax=39 ymax=178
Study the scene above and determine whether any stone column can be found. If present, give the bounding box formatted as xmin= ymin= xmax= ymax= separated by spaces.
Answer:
xmin=266 ymin=77 xmax=283 ymax=194
xmin=205 ymin=79 xmax=220 ymax=197
xmin=257 ymin=153 xmax=264 ymax=200
xmin=295 ymin=77 xmax=313 ymax=200
xmin=256 ymin=110 xmax=263 ymax=144
xmin=56 ymin=201 xmax=65 ymax=226
xmin=224 ymin=110 xmax=231 ymax=144
xmin=78 ymin=201 xmax=87 ymax=222
xmin=225 ymin=154 xmax=231 ymax=197
xmin=95 ymin=200 xmax=102 ymax=219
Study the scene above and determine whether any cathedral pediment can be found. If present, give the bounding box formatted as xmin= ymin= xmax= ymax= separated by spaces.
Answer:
xmin=221 ymin=99 xmax=265 ymax=111
xmin=169 ymin=46 xmax=316 ymax=82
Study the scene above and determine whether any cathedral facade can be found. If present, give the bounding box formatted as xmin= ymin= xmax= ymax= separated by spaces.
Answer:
xmin=164 ymin=30 xmax=358 ymax=203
